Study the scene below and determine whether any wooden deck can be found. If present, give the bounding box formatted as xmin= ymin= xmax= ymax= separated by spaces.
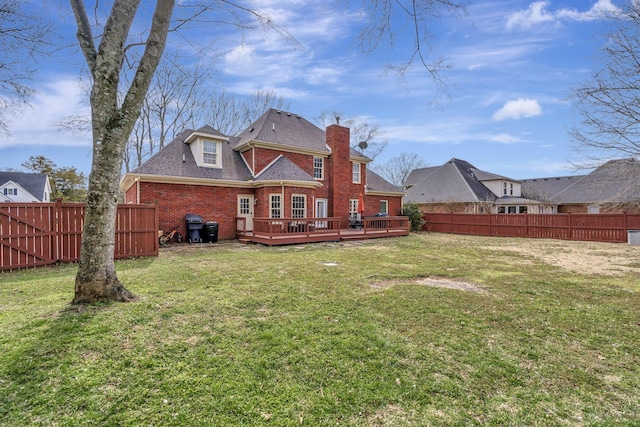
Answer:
xmin=236 ymin=216 xmax=410 ymax=245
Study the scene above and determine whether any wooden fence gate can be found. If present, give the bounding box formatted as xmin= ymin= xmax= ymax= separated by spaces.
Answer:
xmin=1 ymin=201 xmax=158 ymax=271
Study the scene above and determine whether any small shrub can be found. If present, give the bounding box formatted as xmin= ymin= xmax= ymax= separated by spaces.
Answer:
xmin=402 ymin=202 xmax=425 ymax=232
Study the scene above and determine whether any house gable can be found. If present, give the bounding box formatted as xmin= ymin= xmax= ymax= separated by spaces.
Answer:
xmin=0 ymin=172 xmax=50 ymax=202
xmin=404 ymin=159 xmax=496 ymax=204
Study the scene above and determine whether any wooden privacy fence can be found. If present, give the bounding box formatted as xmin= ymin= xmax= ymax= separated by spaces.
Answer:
xmin=1 ymin=201 xmax=158 ymax=271
xmin=423 ymin=212 xmax=640 ymax=243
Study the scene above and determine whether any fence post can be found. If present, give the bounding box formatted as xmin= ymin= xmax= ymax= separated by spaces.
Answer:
xmin=568 ymin=212 xmax=572 ymax=241
xmin=54 ymin=198 xmax=62 ymax=263
xmin=450 ymin=211 xmax=453 ymax=233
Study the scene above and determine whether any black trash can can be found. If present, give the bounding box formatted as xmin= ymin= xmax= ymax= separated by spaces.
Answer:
xmin=204 ymin=221 xmax=219 ymax=243
xmin=185 ymin=214 xmax=204 ymax=243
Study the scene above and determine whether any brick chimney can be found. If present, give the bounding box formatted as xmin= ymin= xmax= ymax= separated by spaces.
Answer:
xmin=326 ymin=124 xmax=352 ymax=226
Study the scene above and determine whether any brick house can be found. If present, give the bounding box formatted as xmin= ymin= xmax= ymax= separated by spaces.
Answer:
xmin=120 ymin=109 xmax=405 ymax=241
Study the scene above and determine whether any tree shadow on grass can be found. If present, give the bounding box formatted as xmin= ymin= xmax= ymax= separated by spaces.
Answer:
xmin=0 ymin=302 xmax=132 ymax=424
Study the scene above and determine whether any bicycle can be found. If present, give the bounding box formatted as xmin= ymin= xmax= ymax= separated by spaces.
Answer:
xmin=159 ymin=227 xmax=183 ymax=246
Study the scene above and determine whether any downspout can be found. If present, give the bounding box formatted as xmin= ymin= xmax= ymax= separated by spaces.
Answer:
xmin=281 ymin=181 xmax=285 ymax=216
xmin=251 ymin=143 xmax=255 ymax=175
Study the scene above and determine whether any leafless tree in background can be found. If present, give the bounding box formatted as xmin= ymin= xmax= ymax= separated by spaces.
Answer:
xmin=570 ymin=3 xmax=640 ymax=164
xmin=315 ymin=110 xmax=388 ymax=161
xmin=206 ymin=89 xmax=290 ymax=136
xmin=0 ymin=0 xmax=53 ymax=134
xmin=373 ymin=152 xmax=427 ymax=188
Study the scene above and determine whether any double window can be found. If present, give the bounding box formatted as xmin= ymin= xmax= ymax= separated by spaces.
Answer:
xmin=3 ymin=188 xmax=17 ymax=196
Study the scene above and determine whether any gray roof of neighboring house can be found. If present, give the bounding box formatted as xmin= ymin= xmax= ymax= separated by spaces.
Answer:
xmin=255 ymin=156 xmax=316 ymax=182
xmin=404 ymin=158 xmax=496 ymax=203
xmin=0 ymin=172 xmax=48 ymax=200
xmin=130 ymin=126 xmax=253 ymax=181
xmin=471 ymin=168 xmax=518 ymax=182
xmin=234 ymin=109 xmax=329 ymax=153
xmin=521 ymin=175 xmax=586 ymax=202
xmin=522 ymin=158 xmax=640 ymax=204
xmin=366 ymin=169 xmax=404 ymax=194
xmin=404 ymin=166 xmax=438 ymax=188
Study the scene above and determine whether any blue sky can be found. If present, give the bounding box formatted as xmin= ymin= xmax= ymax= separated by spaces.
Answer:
xmin=0 ymin=0 xmax=623 ymax=179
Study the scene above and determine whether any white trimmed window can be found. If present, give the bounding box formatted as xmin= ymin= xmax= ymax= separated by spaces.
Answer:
xmin=313 ymin=157 xmax=324 ymax=180
xmin=352 ymin=162 xmax=361 ymax=183
xmin=379 ymin=200 xmax=388 ymax=214
xmin=203 ymin=141 xmax=219 ymax=166
xmin=3 ymin=188 xmax=17 ymax=196
xmin=270 ymin=194 xmax=282 ymax=218
xmin=292 ymin=194 xmax=306 ymax=218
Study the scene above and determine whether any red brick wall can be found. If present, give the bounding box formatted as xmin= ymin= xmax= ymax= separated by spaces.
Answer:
xmin=365 ymin=195 xmax=403 ymax=216
xmin=137 ymin=182 xmax=248 ymax=241
xmin=326 ymin=125 xmax=367 ymax=227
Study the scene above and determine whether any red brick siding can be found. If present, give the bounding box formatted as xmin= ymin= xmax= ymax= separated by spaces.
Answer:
xmin=138 ymin=182 xmax=248 ymax=240
xmin=326 ymin=125 xmax=367 ymax=227
xmin=365 ymin=195 xmax=403 ymax=216
xmin=125 ymin=185 xmax=137 ymax=204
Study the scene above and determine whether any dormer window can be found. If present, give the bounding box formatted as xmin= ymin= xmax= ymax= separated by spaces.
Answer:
xmin=203 ymin=141 xmax=218 ymax=166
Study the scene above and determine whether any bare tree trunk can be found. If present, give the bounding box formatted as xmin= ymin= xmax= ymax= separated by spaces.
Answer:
xmin=71 ymin=0 xmax=174 ymax=304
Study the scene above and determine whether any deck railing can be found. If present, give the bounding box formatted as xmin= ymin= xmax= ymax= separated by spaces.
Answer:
xmin=236 ymin=216 xmax=410 ymax=244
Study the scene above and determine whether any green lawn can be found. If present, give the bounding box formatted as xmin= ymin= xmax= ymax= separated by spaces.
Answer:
xmin=1 ymin=233 xmax=639 ymax=426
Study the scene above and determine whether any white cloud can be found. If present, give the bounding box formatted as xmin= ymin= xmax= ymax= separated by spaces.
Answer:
xmin=506 ymin=0 xmax=620 ymax=30
xmin=489 ymin=133 xmax=525 ymax=144
xmin=0 ymin=76 xmax=89 ymax=149
xmin=492 ymin=98 xmax=542 ymax=121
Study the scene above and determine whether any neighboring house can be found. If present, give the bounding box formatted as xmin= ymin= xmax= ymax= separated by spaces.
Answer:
xmin=120 ymin=109 xmax=405 ymax=241
xmin=522 ymin=158 xmax=640 ymax=213
xmin=0 ymin=172 xmax=52 ymax=203
xmin=404 ymin=158 xmax=556 ymax=214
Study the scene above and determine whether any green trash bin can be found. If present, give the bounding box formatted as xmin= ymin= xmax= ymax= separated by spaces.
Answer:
xmin=204 ymin=221 xmax=219 ymax=243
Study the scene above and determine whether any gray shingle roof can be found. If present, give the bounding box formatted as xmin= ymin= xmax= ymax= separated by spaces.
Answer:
xmin=130 ymin=128 xmax=253 ymax=182
xmin=522 ymin=158 xmax=640 ymax=204
xmin=404 ymin=159 xmax=496 ymax=203
xmin=521 ymin=175 xmax=586 ymax=202
xmin=366 ymin=169 xmax=403 ymax=194
xmin=404 ymin=166 xmax=438 ymax=188
xmin=234 ymin=109 xmax=329 ymax=153
xmin=255 ymin=156 xmax=316 ymax=182
xmin=0 ymin=172 xmax=48 ymax=201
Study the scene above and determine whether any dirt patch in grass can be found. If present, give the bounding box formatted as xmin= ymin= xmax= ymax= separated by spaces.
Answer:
xmin=371 ymin=276 xmax=486 ymax=293
xmin=477 ymin=238 xmax=640 ymax=277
